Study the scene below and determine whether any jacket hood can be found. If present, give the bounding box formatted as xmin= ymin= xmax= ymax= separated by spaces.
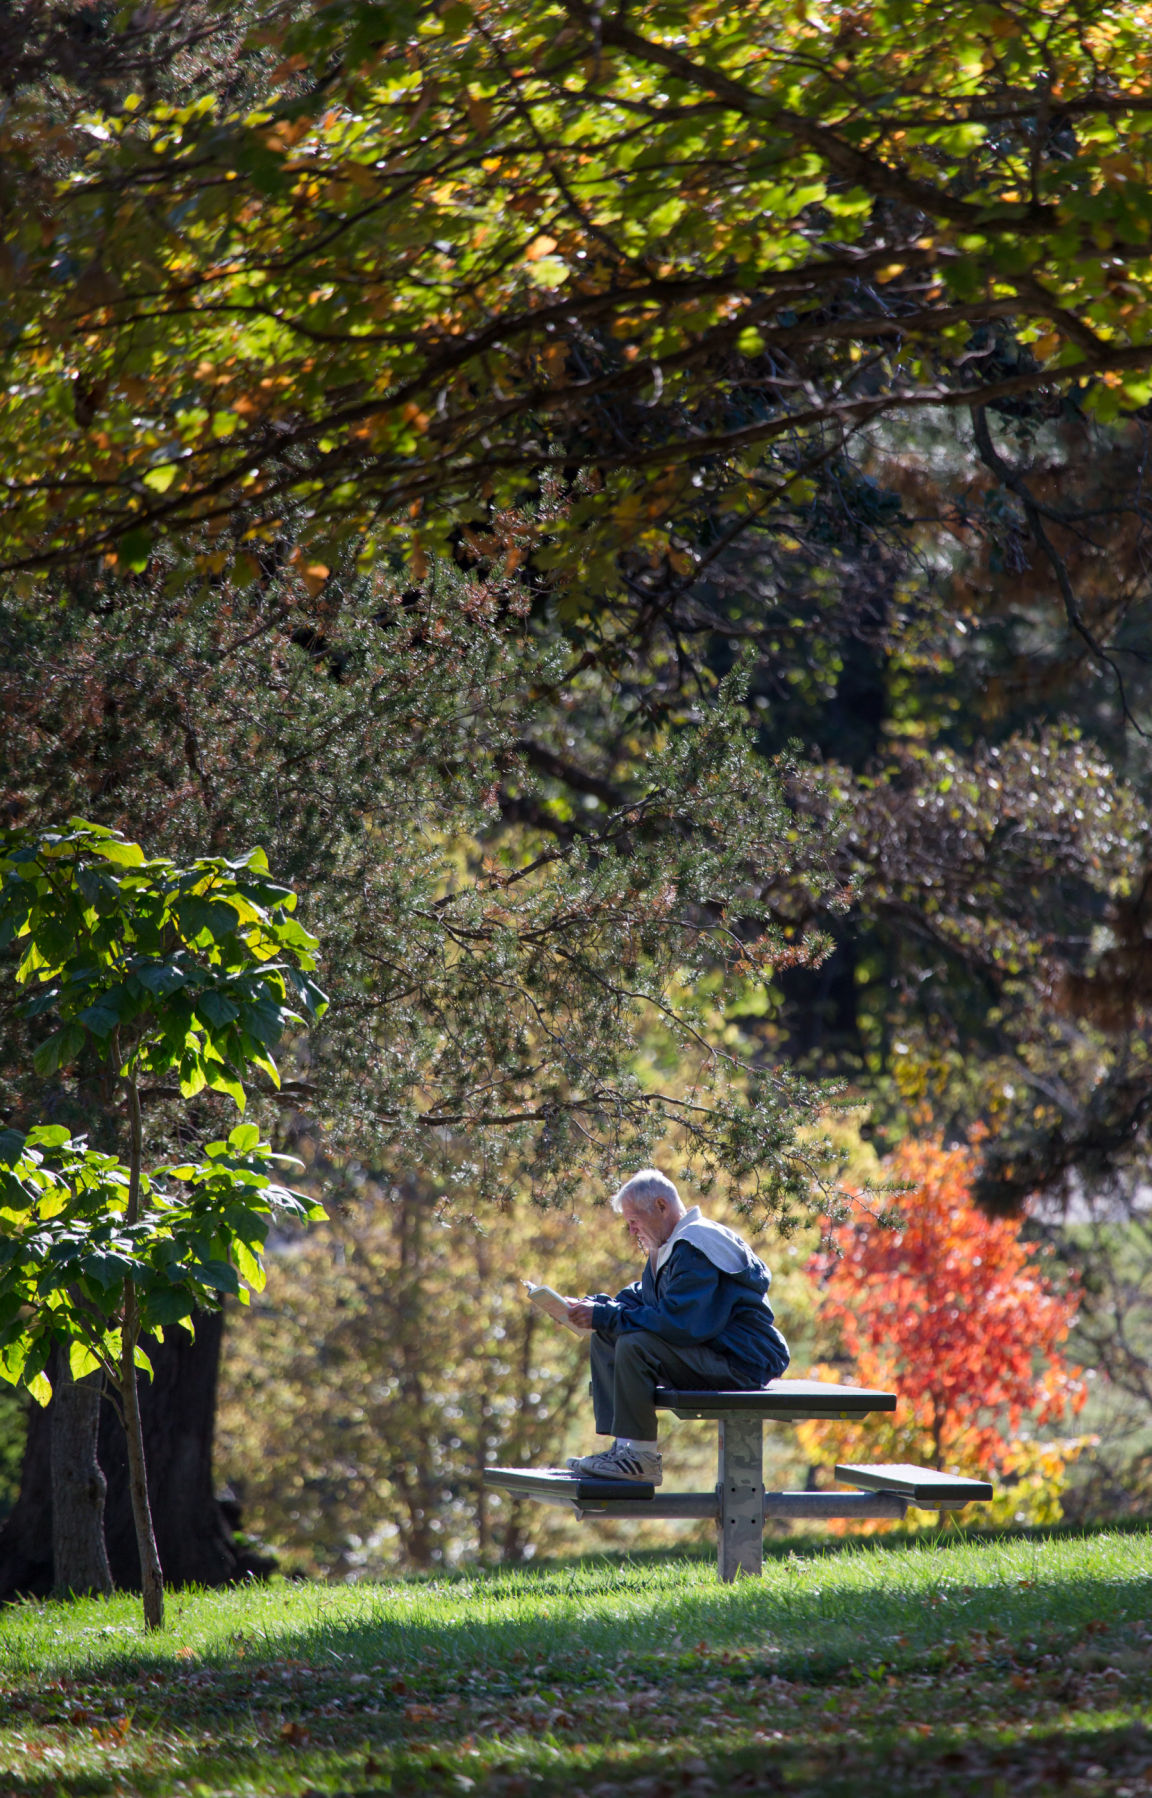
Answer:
xmin=656 ymin=1206 xmax=771 ymax=1293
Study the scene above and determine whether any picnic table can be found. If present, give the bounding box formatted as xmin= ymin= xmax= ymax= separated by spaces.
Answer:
xmin=485 ymin=1378 xmax=993 ymax=1582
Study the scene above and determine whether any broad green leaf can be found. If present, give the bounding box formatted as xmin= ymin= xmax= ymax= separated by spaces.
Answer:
xmin=145 ymin=1287 xmax=197 ymax=1325
xmin=91 ymin=839 xmax=146 ymax=869
xmin=204 ymin=1063 xmax=246 ymax=1110
xmin=135 ymin=962 xmax=189 ymax=997
xmin=249 ymin=1050 xmax=280 ymax=1087
xmin=76 ymin=996 xmax=124 ymax=1038
xmin=69 ymin=1339 xmax=101 ymax=1380
xmin=189 ymin=1257 xmax=241 ymax=1295
xmin=176 ymin=897 xmax=241 ymax=942
xmin=241 ymin=998 xmax=288 ymax=1046
xmin=232 ymin=1237 xmax=265 ymax=1292
xmin=26 ymin=1124 xmax=71 ymax=1149
xmin=197 ymin=990 xmax=240 ymax=1028
xmin=27 ymin=1370 xmax=52 ymax=1407
xmin=32 ymin=1023 xmax=86 ymax=1075
xmin=179 ymin=1059 xmax=209 ymax=1099
xmin=80 ymin=1249 xmax=133 ymax=1288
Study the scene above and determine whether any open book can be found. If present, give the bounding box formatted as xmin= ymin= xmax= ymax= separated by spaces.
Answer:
xmin=523 ymin=1281 xmax=594 ymax=1336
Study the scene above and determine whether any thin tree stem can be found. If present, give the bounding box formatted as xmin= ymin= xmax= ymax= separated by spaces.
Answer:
xmin=120 ymin=1282 xmax=164 ymax=1632
xmin=121 ymin=1070 xmax=164 ymax=1631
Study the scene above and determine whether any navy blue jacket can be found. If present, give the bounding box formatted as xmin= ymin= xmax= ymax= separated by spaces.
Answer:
xmin=590 ymin=1224 xmax=789 ymax=1386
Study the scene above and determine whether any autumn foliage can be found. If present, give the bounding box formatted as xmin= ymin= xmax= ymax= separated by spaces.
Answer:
xmin=801 ymin=1139 xmax=1086 ymax=1512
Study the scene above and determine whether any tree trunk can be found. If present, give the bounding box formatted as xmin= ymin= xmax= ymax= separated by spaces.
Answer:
xmin=50 ymin=1362 xmax=113 ymax=1598
xmin=121 ymin=1283 xmax=164 ymax=1630
xmin=0 ymin=1312 xmax=273 ymax=1599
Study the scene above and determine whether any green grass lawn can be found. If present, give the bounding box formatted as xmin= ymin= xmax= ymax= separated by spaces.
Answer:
xmin=2 ymin=1528 xmax=1151 ymax=1798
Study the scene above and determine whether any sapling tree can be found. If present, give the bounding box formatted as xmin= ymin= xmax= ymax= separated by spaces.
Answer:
xmin=0 ymin=821 xmax=327 ymax=1628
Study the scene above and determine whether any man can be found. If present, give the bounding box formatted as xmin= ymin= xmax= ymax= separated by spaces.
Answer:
xmin=565 ymin=1168 xmax=789 ymax=1485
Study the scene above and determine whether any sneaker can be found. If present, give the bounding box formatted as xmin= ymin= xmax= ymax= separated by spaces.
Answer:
xmin=567 ymin=1442 xmax=663 ymax=1485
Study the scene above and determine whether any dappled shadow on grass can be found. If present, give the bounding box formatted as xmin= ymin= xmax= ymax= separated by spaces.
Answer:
xmin=5 ymin=1711 xmax=1152 ymax=1798
xmin=191 ymin=1555 xmax=1151 ymax=1685
xmin=6 ymin=1536 xmax=1152 ymax=1689
xmin=4 ymin=1535 xmax=1152 ymax=1798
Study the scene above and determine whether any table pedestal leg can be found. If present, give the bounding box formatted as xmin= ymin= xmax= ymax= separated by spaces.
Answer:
xmin=717 ymin=1413 xmax=764 ymax=1581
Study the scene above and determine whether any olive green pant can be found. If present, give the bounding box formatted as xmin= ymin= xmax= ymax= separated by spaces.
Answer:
xmin=589 ymin=1329 xmax=743 ymax=1440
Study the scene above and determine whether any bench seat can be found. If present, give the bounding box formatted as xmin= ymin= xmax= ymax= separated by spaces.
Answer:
xmin=483 ymin=1467 xmax=908 ymax=1523
xmin=836 ymin=1462 xmax=994 ymax=1504
xmin=656 ymin=1379 xmax=896 ymax=1420
xmin=485 ymin=1466 xmax=655 ymax=1503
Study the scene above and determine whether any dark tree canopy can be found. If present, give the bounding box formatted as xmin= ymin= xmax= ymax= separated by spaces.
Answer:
xmin=4 ymin=0 xmax=1152 ymax=590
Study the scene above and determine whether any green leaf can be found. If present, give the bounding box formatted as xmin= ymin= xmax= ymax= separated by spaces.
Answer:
xmin=204 ymin=1063 xmax=246 ymax=1110
xmin=249 ymin=1050 xmax=280 ymax=1087
xmin=76 ymin=866 xmax=123 ymax=913
xmin=144 ymin=1287 xmax=196 ymax=1326
xmin=135 ymin=961 xmax=189 ymax=997
xmin=232 ymin=1237 xmax=265 ymax=1291
xmin=197 ymin=990 xmax=240 ymax=1028
xmin=26 ymin=1124 xmax=71 ymax=1149
xmin=179 ymin=1059 xmax=209 ymax=1099
xmin=241 ymin=997 xmax=288 ymax=1047
xmin=91 ymin=838 xmax=146 ymax=869
xmin=76 ymin=996 xmax=124 ymax=1038
xmin=189 ymin=1257 xmax=240 ymax=1296
xmin=176 ymin=897 xmax=241 ymax=943
xmin=32 ymin=1023 xmax=85 ymax=1075
xmin=27 ymin=1370 xmax=52 ymax=1407
xmin=69 ymin=1339 xmax=101 ymax=1379
xmin=81 ymin=1250 xmax=133 ymax=1289
xmin=0 ymin=1172 xmax=35 ymax=1213
xmin=0 ymin=1127 xmax=27 ymax=1163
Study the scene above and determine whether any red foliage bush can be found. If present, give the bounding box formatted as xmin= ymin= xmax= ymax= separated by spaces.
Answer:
xmin=806 ymin=1137 xmax=1085 ymax=1477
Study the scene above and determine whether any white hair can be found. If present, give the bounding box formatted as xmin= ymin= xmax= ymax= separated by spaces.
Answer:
xmin=609 ymin=1168 xmax=682 ymax=1215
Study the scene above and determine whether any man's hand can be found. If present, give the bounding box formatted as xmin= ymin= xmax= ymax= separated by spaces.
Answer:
xmin=567 ymin=1299 xmax=596 ymax=1329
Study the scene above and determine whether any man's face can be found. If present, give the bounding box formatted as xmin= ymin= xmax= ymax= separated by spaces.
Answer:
xmin=621 ymin=1197 xmax=673 ymax=1255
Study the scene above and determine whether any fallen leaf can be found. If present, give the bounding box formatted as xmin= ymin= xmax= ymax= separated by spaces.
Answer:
xmin=91 ymin=1716 xmax=130 ymax=1744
